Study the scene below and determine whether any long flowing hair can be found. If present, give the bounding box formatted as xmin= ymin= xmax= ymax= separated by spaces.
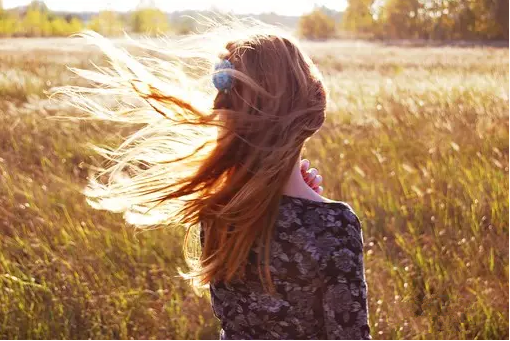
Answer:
xmin=54 ymin=18 xmax=327 ymax=294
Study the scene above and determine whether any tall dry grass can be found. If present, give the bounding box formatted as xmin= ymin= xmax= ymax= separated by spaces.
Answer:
xmin=0 ymin=38 xmax=508 ymax=339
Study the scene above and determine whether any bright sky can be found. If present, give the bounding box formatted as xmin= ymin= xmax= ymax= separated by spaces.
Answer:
xmin=3 ymin=0 xmax=348 ymax=16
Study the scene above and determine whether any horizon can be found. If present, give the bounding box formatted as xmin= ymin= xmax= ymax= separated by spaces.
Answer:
xmin=3 ymin=0 xmax=349 ymax=16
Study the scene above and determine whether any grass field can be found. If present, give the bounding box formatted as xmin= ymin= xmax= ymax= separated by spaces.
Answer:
xmin=0 ymin=37 xmax=508 ymax=339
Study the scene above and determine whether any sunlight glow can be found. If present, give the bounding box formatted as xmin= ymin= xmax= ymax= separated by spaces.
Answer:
xmin=3 ymin=0 xmax=348 ymax=15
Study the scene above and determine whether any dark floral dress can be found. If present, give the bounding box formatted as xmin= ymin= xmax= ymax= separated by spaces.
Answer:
xmin=201 ymin=195 xmax=371 ymax=340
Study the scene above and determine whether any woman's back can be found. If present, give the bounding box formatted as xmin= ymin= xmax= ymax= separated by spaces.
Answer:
xmin=203 ymin=195 xmax=371 ymax=340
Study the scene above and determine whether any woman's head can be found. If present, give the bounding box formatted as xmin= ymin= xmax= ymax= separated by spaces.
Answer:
xmin=56 ymin=19 xmax=327 ymax=294
xmin=214 ymin=33 xmax=326 ymax=147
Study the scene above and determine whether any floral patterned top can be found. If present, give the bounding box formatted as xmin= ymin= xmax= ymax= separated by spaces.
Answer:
xmin=201 ymin=194 xmax=371 ymax=340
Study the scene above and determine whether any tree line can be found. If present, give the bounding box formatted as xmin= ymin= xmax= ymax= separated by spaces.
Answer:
xmin=0 ymin=1 xmax=193 ymax=37
xmin=342 ymin=0 xmax=508 ymax=40
xmin=298 ymin=0 xmax=508 ymax=41
xmin=0 ymin=0 xmax=508 ymax=40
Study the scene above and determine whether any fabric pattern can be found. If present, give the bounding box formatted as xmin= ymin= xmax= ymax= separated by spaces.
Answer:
xmin=201 ymin=195 xmax=371 ymax=340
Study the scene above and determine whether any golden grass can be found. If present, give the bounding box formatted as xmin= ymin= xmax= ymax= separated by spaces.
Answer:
xmin=0 ymin=38 xmax=508 ymax=339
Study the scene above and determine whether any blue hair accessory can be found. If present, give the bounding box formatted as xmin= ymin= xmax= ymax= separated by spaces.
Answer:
xmin=212 ymin=59 xmax=234 ymax=92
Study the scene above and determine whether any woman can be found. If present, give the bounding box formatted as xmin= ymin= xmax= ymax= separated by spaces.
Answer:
xmin=58 ymin=19 xmax=371 ymax=340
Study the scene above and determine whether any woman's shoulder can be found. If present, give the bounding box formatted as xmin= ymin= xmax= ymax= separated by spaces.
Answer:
xmin=280 ymin=194 xmax=357 ymax=212
xmin=276 ymin=195 xmax=364 ymax=254
xmin=279 ymin=194 xmax=361 ymax=228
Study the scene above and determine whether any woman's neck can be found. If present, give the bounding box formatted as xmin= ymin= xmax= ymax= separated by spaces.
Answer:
xmin=281 ymin=159 xmax=330 ymax=203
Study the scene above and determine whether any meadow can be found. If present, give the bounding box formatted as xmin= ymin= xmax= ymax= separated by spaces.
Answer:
xmin=0 ymin=37 xmax=508 ymax=339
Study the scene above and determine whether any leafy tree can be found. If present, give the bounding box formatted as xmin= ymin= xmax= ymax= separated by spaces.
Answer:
xmin=342 ymin=0 xmax=376 ymax=34
xmin=495 ymin=0 xmax=509 ymax=39
xmin=0 ymin=1 xmax=82 ymax=37
xmin=68 ymin=17 xmax=83 ymax=34
xmin=379 ymin=0 xmax=422 ymax=38
xmin=468 ymin=0 xmax=508 ymax=39
xmin=423 ymin=0 xmax=507 ymax=40
xmin=22 ymin=8 xmax=51 ymax=37
xmin=88 ymin=10 xmax=124 ymax=37
xmin=0 ymin=12 xmax=17 ymax=37
xmin=50 ymin=17 xmax=67 ymax=36
xmin=27 ymin=0 xmax=48 ymax=12
xmin=298 ymin=9 xmax=337 ymax=40
xmin=131 ymin=8 xmax=169 ymax=35
xmin=50 ymin=16 xmax=82 ymax=37
xmin=344 ymin=0 xmax=508 ymax=40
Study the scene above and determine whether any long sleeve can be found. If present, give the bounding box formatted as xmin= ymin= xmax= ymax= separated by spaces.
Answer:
xmin=318 ymin=208 xmax=371 ymax=340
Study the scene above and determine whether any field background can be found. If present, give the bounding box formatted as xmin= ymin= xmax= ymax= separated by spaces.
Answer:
xmin=0 ymin=37 xmax=508 ymax=339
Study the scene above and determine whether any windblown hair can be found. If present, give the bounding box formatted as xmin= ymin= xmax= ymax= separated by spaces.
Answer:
xmin=55 ymin=18 xmax=327 ymax=294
